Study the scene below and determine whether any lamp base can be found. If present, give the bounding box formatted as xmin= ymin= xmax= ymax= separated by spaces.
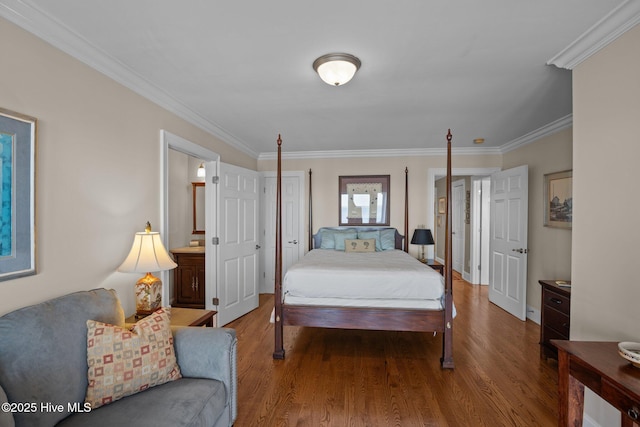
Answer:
xmin=135 ymin=272 xmax=163 ymax=316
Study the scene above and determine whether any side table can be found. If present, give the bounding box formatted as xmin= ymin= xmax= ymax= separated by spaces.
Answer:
xmin=126 ymin=307 xmax=217 ymax=328
xmin=553 ymin=340 xmax=640 ymax=427
xmin=421 ymin=259 xmax=444 ymax=276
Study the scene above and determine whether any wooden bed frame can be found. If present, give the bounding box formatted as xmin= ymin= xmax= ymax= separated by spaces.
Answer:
xmin=273 ymin=131 xmax=454 ymax=368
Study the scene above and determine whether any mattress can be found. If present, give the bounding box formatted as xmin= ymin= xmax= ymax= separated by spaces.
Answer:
xmin=282 ymin=249 xmax=445 ymax=309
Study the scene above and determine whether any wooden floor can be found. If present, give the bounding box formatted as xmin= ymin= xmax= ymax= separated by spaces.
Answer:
xmin=226 ymin=274 xmax=559 ymax=426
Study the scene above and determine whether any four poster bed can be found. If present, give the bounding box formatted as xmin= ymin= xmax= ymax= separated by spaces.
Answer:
xmin=272 ymin=131 xmax=455 ymax=368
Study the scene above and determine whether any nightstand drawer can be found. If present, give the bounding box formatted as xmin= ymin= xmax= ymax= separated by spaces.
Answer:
xmin=542 ymin=307 xmax=570 ymax=337
xmin=543 ymin=289 xmax=570 ymax=316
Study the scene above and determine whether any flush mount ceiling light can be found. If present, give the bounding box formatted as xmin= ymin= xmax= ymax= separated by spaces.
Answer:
xmin=473 ymin=138 xmax=485 ymax=144
xmin=313 ymin=53 xmax=361 ymax=86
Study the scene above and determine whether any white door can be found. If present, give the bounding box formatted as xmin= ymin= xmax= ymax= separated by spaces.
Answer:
xmin=489 ymin=165 xmax=528 ymax=320
xmin=262 ymin=172 xmax=305 ymax=293
xmin=216 ymin=163 xmax=260 ymax=326
xmin=452 ymin=180 xmax=465 ymax=274
xmin=470 ymin=177 xmax=491 ymax=285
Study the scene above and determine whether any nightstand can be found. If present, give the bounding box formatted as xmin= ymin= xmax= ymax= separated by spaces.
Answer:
xmin=538 ymin=279 xmax=571 ymax=360
xmin=126 ymin=307 xmax=217 ymax=328
xmin=420 ymin=259 xmax=444 ymax=276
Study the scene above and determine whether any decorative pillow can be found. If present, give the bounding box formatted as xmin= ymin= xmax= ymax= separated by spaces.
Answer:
xmin=357 ymin=230 xmax=382 ymax=251
xmin=85 ymin=307 xmax=181 ymax=409
xmin=380 ymin=228 xmax=397 ymax=250
xmin=345 ymin=238 xmax=376 ymax=253
xmin=334 ymin=231 xmax=358 ymax=250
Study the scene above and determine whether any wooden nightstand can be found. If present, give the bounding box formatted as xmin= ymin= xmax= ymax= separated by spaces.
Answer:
xmin=538 ymin=279 xmax=571 ymax=360
xmin=420 ymin=259 xmax=444 ymax=276
xmin=126 ymin=307 xmax=217 ymax=328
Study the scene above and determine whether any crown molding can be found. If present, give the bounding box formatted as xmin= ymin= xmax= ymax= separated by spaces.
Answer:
xmin=499 ymin=114 xmax=573 ymax=153
xmin=258 ymin=146 xmax=501 ymax=161
xmin=547 ymin=0 xmax=640 ymax=70
xmin=257 ymin=116 xmax=572 ymax=160
xmin=0 ymin=0 xmax=259 ymax=159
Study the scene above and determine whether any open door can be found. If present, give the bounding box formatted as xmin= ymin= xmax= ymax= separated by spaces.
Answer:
xmin=489 ymin=165 xmax=528 ymax=320
xmin=216 ymin=162 xmax=260 ymax=326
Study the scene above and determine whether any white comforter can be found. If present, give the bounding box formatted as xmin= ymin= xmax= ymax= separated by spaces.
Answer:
xmin=283 ymin=249 xmax=444 ymax=304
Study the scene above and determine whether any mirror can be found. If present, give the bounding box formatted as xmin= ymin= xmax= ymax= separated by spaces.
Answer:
xmin=192 ymin=182 xmax=205 ymax=234
xmin=339 ymin=175 xmax=390 ymax=226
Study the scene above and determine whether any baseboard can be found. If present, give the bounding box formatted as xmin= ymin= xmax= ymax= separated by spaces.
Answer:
xmin=526 ymin=305 xmax=541 ymax=325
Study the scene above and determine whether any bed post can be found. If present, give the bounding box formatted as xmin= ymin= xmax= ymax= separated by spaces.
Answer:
xmin=404 ymin=167 xmax=409 ymax=252
xmin=308 ymin=168 xmax=313 ymax=252
xmin=442 ymin=129 xmax=455 ymax=369
xmin=273 ymin=135 xmax=285 ymax=359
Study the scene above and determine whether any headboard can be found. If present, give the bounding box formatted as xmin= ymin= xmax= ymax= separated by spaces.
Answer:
xmin=312 ymin=227 xmax=404 ymax=250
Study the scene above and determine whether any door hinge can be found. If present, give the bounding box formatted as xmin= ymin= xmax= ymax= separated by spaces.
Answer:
xmin=212 ymin=237 xmax=220 ymax=245
xmin=211 ymin=176 xmax=220 ymax=184
xmin=212 ymin=297 xmax=219 ymax=305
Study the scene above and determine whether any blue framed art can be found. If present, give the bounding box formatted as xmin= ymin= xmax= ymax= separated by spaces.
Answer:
xmin=0 ymin=108 xmax=36 ymax=281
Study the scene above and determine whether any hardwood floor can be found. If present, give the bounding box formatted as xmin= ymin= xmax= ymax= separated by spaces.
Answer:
xmin=226 ymin=274 xmax=559 ymax=426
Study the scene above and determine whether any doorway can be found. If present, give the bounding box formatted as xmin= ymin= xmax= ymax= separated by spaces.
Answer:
xmin=160 ymin=130 xmax=219 ymax=310
xmin=427 ymin=167 xmax=499 ymax=281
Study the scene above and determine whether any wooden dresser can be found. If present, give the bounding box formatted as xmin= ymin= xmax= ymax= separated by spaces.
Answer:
xmin=538 ymin=279 xmax=571 ymax=360
xmin=170 ymin=246 xmax=205 ymax=308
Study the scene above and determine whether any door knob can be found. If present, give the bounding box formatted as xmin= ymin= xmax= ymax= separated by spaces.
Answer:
xmin=288 ymin=240 xmax=298 ymax=244
xmin=512 ymin=248 xmax=528 ymax=254
xmin=256 ymin=244 xmax=261 ymax=250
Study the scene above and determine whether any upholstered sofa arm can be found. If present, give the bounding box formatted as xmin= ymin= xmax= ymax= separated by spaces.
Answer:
xmin=173 ymin=327 xmax=237 ymax=425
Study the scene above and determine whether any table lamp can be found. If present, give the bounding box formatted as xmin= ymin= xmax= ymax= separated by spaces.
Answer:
xmin=118 ymin=222 xmax=177 ymax=316
xmin=411 ymin=228 xmax=435 ymax=263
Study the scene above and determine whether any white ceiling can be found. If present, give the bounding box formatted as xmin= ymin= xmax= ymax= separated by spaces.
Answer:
xmin=1 ymin=0 xmax=637 ymax=157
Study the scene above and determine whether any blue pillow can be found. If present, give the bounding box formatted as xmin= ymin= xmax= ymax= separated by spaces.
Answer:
xmin=334 ymin=231 xmax=358 ymax=251
xmin=380 ymin=229 xmax=396 ymax=250
xmin=357 ymin=230 xmax=382 ymax=251
xmin=319 ymin=230 xmax=336 ymax=249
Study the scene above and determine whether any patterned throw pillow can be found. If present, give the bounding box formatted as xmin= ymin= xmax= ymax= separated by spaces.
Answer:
xmin=344 ymin=238 xmax=376 ymax=253
xmin=85 ymin=307 xmax=181 ymax=409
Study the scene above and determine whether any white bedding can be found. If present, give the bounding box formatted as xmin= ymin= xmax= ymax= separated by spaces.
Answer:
xmin=283 ymin=249 xmax=445 ymax=308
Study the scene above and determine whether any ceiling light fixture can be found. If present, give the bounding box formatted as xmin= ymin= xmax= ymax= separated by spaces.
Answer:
xmin=473 ymin=138 xmax=485 ymax=144
xmin=313 ymin=53 xmax=361 ymax=86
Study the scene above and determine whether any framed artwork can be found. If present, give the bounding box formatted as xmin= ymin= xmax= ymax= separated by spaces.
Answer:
xmin=339 ymin=175 xmax=390 ymax=226
xmin=543 ymin=170 xmax=572 ymax=229
xmin=0 ymin=108 xmax=37 ymax=281
xmin=438 ymin=197 xmax=446 ymax=214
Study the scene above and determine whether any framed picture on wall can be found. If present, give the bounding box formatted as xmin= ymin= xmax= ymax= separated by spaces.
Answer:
xmin=438 ymin=197 xmax=446 ymax=214
xmin=543 ymin=170 xmax=572 ymax=229
xmin=0 ymin=108 xmax=37 ymax=281
xmin=339 ymin=175 xmax=390 ymax=226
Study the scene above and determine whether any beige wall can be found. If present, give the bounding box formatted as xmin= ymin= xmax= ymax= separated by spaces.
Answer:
xmin=503 ymin=127 xmax=573 ymax=314
xmin=571 ymin=22 xmax=640 ymax=426
xmin=0 ymin=18 xmax=256 ymax=316
xmin=258 ymin=153 xmax=502 ymax=261
xmin=572 ymin=24 xmax=640 ymax=341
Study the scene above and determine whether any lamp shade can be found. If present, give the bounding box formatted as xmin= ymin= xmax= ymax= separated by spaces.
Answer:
xmin=118 ymin=229 xmax=177 ymax=273
xmin=313 ymin=53 xmax=361 ymax=86
xmin=411 ymin=229 xmax=435 ymax=246
xmin=197 ymin=162 xmax=206 ymax=178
